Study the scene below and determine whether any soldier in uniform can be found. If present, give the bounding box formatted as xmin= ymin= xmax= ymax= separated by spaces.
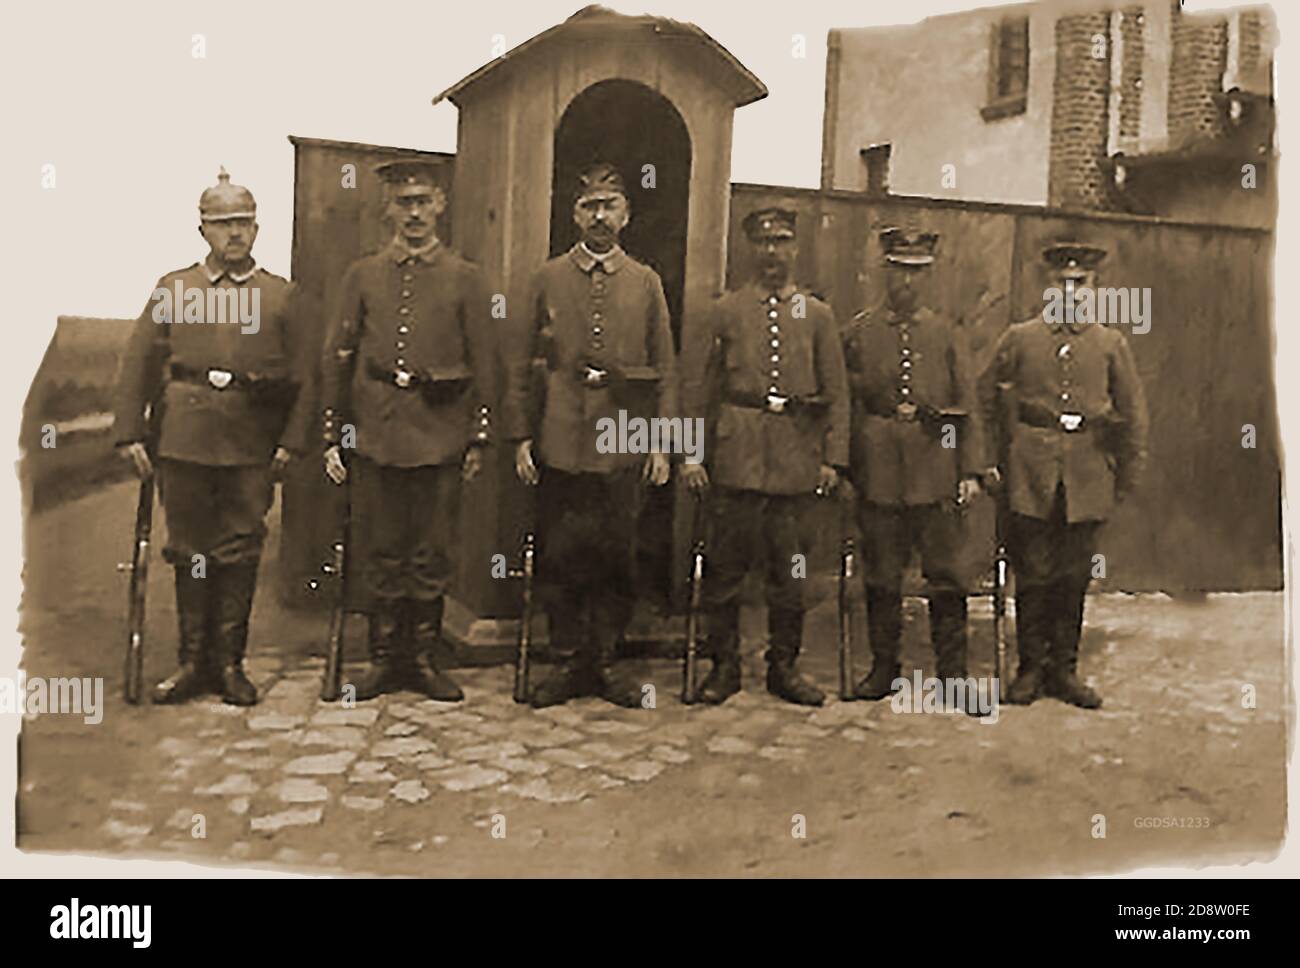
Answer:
xmin=113 ymin=169 xmax=312 ymax=706
xmin=680 ymin=206 xmax=849 ymax=706
xmin=504 ymin=163 xmax=675 ymax=709
xmin=979 ymin=241 xmax=1149 ymax=708
xmin=843 ymin=227 xmax=986 ymax=704
xmin=321 ymin=160 xmax=496 ymax=702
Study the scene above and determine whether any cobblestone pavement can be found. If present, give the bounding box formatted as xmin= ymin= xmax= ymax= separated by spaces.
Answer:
xmin=15 ymin=481 xmax=1289 ymax=876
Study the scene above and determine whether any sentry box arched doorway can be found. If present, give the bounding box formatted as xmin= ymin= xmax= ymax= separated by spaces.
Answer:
xmin=422 ymin=6 xmax=766 ymax=649
xmin=548 ymin=78 xmax=692 ymax=606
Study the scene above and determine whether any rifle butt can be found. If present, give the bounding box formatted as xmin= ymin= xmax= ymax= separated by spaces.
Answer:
xmin=122 ymin=477 xmax=154 ymax=705
xmin=837 ymin=539 xmax=856 ymax=700
xmin=682 ymin=553 xmax=703 ymax=704
xmin=320 ymin=609 xmax=347 ymax=702
xmin=512 ymin=536 xmax=535 ymax=704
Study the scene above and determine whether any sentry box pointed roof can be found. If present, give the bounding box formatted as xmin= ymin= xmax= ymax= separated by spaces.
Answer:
xmin=432 ymin=4 xmax=768 ymax=109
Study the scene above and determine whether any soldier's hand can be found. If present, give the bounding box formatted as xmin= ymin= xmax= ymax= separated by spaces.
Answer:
xmin=643 ymin=452 xmax=670 ymax=487
xmin=516 ymin=439 xmax=540 ymax=486
xmin=462 ymin=446 xmax=483 ymax=483
xmin=118 ymin=442 xmax=153 ymax=481
xmin=681 ymin=462 xmax=709 ymax=493
xmin=815 ymin=464 xmax=838 ymax=497
xmin=324 ymin=445 xmax=347 ymax=486
xmin=957 ymin=476 xmax=982 ymax=507
xmin=270 ymin=446 xmax=293 ymax=479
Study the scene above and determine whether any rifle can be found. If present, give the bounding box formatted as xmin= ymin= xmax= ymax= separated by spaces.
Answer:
xmin=119 ymin=463 xmax=155 ymax=705
xmin=991 ymin=381 xmax=1018 ymax=687
xmin=511 ymin=530 xmax=537 ymax=704
xmin=837 ymin=483 xmax=858 ymax=700
xmin=318 ymin=332 xmax=359 ymax=701
xmin=117 ymin=395 xmax=162 ymax=705
xmin=318 ymin=468 xmax=350 ymax=702
xmin=681 ymin=492 xmax=707 ymax=704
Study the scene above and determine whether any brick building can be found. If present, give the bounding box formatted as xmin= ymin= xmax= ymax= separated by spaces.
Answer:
xmin=821 ymin=0 xmax=1276 ymax=227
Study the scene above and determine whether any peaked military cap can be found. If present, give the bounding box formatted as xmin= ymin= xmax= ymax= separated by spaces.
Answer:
xmin=879 ymin=226 xmax=938 ymax=266
xmin=1042 ymin=241 xmax=1107 ymax=275
xmin=199 ymin=167 xmax=256 ymax=221
xmin=374 ymin=158 xmax=444 ymax=190
xmin=742 ymin=207 xmax=797 ymax=242
xmin=573 ymin=162 xmax=628 ymax=202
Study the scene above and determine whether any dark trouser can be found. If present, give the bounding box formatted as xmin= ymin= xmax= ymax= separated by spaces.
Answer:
xmin=351 ymin=457 xmax=460 ymax=606
xmin=1008 ymin=486 xmax=1101 ymax=675
xmin=703 ymin=487 xmax=809 ymax=666
xmin=351 ymin=456 xmax=461 ymax=661
xmin=158 ymin=459 xmax=273 ymax=567
xmin=536 ymin=466 xmax=643 ymax=666
xmin=158 ymin=460 xmax=272 ymax=667
xmin=858 ymin=500 xmax=973 ymax=677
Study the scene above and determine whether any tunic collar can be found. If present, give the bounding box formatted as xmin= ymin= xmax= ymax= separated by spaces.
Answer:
xmin=865 ymin=293 xmax=924 ymax=325
xmin=570 ymin=243 xmax=625 ymax=274
xmin=389 ymin=236 xmax=442 ymax=266
xmin=202 ymin=255 xmax=257 ymax=285
xmin=753 ymin=281 xmax=798 ymax=303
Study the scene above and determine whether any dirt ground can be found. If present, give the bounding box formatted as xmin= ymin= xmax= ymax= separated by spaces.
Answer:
xmin=14 ymin=479 xmax=1289 ymax=876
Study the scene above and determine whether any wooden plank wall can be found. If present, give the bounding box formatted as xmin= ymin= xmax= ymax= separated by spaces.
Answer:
xmin=281 ymin=141 xmax=1280 ymax=607
xmin=728 ymin=184 xmax=1280 ymax=591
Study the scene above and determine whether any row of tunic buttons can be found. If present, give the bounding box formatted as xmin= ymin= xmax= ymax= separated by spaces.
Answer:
xmin=767 ymin=294 xmax=781 ymax=394
xmin=899 ymin=323 xmax=912 ymax=398
xmin=590 ymin=268 xmax=606 ymax=351
xmin=397 ymin=270 xmax=415 ymax=369
xmin=1057 ymin=341 xmax=1072 ymax=405
xmin=475 ymin=405 xmax=490 ymax=443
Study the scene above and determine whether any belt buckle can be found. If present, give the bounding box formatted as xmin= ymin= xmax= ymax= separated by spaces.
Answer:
xmin=394 ymin=369 xmax=413 ymax=389
xmin=765 ymin=393 xmax=789 ymax=414
xmin=1059 ymin=412 xmax=1084 ymax=432
xmin=206 ymin=368 xmax=233 ymax=390
xmin=583 ymin=365 xmax=608 ymax=388
xmin=895 ymin=401 xmax=918 ymax=421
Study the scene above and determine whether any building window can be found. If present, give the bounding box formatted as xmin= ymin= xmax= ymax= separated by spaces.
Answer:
xmin=982 ymin=16 xmax=1029 ymax=121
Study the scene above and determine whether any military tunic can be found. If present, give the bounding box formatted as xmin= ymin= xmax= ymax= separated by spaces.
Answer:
xmin=502 ymin=245 xmax=677 ymax=614
xmin=842 ymin=302 xmax=985 ymax=592
xmin=112 ymin=258 xmax=311 ymax=566
xmin=321 ymin=239 xmax=497 ymax=604
xmin=681 ymin=282 xmax=849 ymax=609
xmin=978 ymin=317 xmax=1149 ymax=587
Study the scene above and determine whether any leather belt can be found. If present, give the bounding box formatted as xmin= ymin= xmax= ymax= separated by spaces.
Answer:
xmin=862 ymin=400 xmax=936 ymax=423
xmin=1019 ymin=403 xmax=1087 ymax=433
xmin=366 ymin=359 xmax=423 ymax=389
xmin=169 ymin=363 xmax=279 ymax=391
xmin=726 ymin=391 xmax=828 ymax=416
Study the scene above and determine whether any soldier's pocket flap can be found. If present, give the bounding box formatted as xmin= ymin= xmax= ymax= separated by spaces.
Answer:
xmin=620 ymin=365 xmax=660 ymax=384
xmin=425 ymin=364 xmax=472 ymax=384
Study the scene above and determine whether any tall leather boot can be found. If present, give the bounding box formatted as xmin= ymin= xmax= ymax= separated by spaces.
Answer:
xmin=765 ymin=607 xmax=824 ymax=706
xmin=930 ymin=593 xmax=969 ymax=680
xmin=854 ymin=587 xmax=902 ymax=700
xmin=211 ymin=563 xmax=259 ymax=706
xmin=407 ymin=598 xmax=463 ymax=702
xmin=529 ymin=597 xmax=594 ymax=708
xmin=696 ymin=603 xmax=741 ymax=705
xmin=154 ymin=566 xmax=216 ymax=704
xmin=1046 ymin=579 xmax=1102 ymax=708
xmin=355 ymin=604 xmax=401 ymax=701
xmin=592 ymin=595 xmax=644 ymax=709
xmin=930 ymin=593 xmax=980 ymax=715
xmin=1006 ymin=585 xmax=1049 ymax=705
